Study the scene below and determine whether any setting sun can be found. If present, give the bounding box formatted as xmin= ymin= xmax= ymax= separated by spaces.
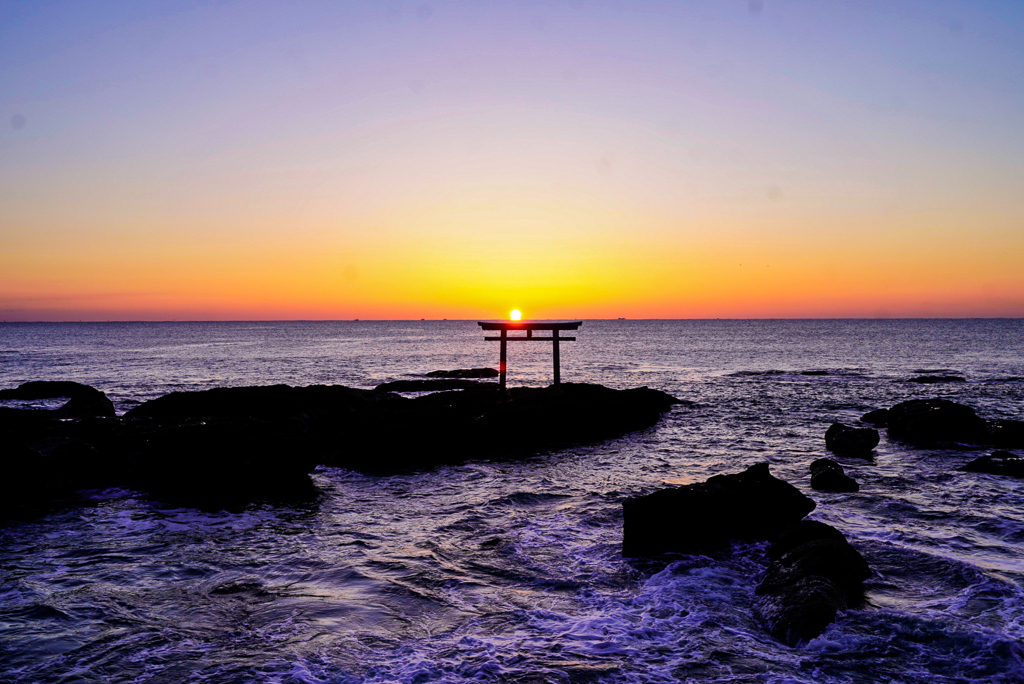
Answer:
xmin=510 ymin=310 xmax=522 ymax=321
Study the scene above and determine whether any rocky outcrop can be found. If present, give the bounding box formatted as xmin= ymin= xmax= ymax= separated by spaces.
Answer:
xmin=756 ymin=521 xmax=871 ymax=645
xmin=0 ymin=381 xmax=115 ymax=418
xmin=3 ymin=381 xmax=682 ymax=514
xmin=886 ymin=399 xmax=988 ymax=446
xmin=959 ymin=451 xmax=1024 ymax=478
xmin=425 ymin=368 xmax=498 ymax=378
xmin=824 ymin=422 xmax=878 ymax=456
xmin=621 ymin=463 xmax=815 ymax=557
xmin=809 ymin=458 xmax=859 ymax=492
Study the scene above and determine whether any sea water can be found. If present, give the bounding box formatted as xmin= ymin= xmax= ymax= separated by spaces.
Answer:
xmin=1 ymin=319 xmax=1023 ymax=683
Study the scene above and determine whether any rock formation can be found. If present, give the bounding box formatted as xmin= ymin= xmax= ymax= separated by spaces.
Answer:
xmin=756 ymin=520 xmax=871 ymax=645
xmin=621 ymin=463 xmax=815 ymax=557
xmin=824 ymin=422 xmax=879 ymax=456
xmin=809 ymin=458 xmax=859 ymax=492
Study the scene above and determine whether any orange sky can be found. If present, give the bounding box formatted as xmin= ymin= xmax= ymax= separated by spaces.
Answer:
xmin=2 ymin=2 xmax=1023 ymax=320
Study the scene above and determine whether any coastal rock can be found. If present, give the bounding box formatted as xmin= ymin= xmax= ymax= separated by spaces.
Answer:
xmin=0 ymin=381 xmax=115 ymax=418
xmin=907 ymin=375 xmax=966 ymax=384
xmin=824 ymin=422 xmax=878 ymax=456
xmin=425 ymin=368 xmax=499 ymax=379
xmin=860 ymin=408 xmax=889 ymax=426
xmin=809 ymin=458 xmax=859 ymax=493
xmin=959 ymin=451 xmax=1024 ymax=478
xmin=621 ymin=463 xmax=815 ymax=557
xmin=6 ymin=381 xmax=682 ymax=512
xmin=886 ymin=399 xmax=988 ymax=445
xmin=756 ymin=521 xmax=870 ymax=645
xmin=374 ymin=378 xmax=491 ymax=392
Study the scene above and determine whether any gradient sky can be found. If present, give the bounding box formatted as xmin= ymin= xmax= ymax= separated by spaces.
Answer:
xmin=2 ymin=0 xmax=1023 ymax=320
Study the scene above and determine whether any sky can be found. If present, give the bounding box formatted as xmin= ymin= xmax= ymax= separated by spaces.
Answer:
xmin=1 ymin=0 xmax=1023 ymax=320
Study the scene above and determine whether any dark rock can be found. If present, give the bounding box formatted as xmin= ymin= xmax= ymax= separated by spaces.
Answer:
xmin=906 ymin=375 xmax=966 ymax=384
xmin=860 ymin=408 xmax=889 ymax=426
xmin=825 ymin=422 xmax=879 ymax=456
xmin=622 ymin=463 xmax=815 ymax=557
xmin=987 ymin=419 xmax=1024 ymax=449
xmin=124 ymin=383 xmax=395 ymax=420
xmin=767 ymin=520 xmax=849 ymax=561
xmin=811 ymin=469 xmax=859 ymax=493
xmin=959 ymin=451 xmax=1024 ymax=478
xmin=886 ymin=399 xmax=988 ymax=445
xmin=375 ymin=378 xmax=491 ymax=392
xmin=6 ymin=381 xmax=682 ymax=513
xmin=809 ymin=458 xmax=841 ymax=476
xmin=0 ymin=381 xmax=115 ymax=418
xmin=808 ymin=458 xmax=859 ymax=492
xmin=425 ymin=368 xmax=499 ymax=378
xmin=756 ymin=523 xmax=870 ymax=645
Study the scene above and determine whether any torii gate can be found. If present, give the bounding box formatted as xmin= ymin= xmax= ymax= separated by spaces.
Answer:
xmin=478 ymin=321 xmax=582 ymax=388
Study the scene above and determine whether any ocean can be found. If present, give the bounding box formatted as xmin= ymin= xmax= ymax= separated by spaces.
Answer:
xmin=1 ymin=319 xmax=1023 ymax=683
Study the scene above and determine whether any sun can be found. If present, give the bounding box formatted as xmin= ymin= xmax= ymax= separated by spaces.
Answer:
xmin=510 ymin=309 xmax=522 ymax=321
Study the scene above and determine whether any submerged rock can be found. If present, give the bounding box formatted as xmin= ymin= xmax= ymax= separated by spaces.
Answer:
xmin=425 ymin=368 xmax=499 ymax=378
xmin=886 ymin=399 xmax=988 ymax=445
xmin=0 ymin=381 xmax=115 ymax=418
xmin=860 ymin=408 xmax=889 ymax=426
xmin=825 ymin=422 xmax=878 ymax=456
xmin=756 ymin=521 xmax=870 ymax=645
xmin=959 ymin=451 xmax=1024 ymax=478
xmin=809 ymin=458 xmax=859 ymax=493
xmin=621 ymin=463 xmax=815 ymax=557
xmin=906 ymin=375 xmax=966 ymax=384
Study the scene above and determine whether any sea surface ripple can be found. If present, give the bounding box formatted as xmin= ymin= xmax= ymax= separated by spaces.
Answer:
xmin=1 ymin=319 xmax=1023 ymax=683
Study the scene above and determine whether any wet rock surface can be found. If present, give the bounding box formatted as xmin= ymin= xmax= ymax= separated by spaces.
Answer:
xmin=621 ymin=463 xmax=815 ymax=557
xmin=886 ymin=398 xmax=989 ymax=446
xmin=0 ymin=380 xmax=116 ymax=418
xmin=756 ymin=521 xmax=871 ymax=646
xmin=809 ymin=458 xmax=859 ymax=492
xmin=906 ymin=375 xmax=966 ymax=384
xmin=2 ymin=381 xmax=680 ymax=514
xmin=959 ymin=451 xmax=1024 ymax=478
xmin=825 ymin=422 xmax=879 ymax=456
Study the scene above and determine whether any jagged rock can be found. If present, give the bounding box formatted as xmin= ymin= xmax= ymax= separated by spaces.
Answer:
xmin=375 ymin=378 xmax=491 ymax=392
xmin=425 ymin=368 xmax=499 ymax=378
xmin=860 ymin=408 xmax=889 ymax=426
xmin=907 ymin=375 xmax=966 ymax=384
xmin=621 ymin=463 xmax=815 ymax=557
xmin=756 ymin=521 xmax=870 ymax=645
xmin=825 ymin=423 xmax=879 ymax=456
xmin=809 ymin=458 xmax=859 ymax=493
xmin=886 ymin=399 xmax=988 ymax=445
xmin=959 ymin=451 xmax=1024 ymax=478
xmin=0 ymin=381 xmax=115 ymax=418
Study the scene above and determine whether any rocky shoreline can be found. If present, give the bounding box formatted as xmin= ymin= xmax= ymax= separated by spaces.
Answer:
xmin=1 ymin=377 xmax=682 ymax=514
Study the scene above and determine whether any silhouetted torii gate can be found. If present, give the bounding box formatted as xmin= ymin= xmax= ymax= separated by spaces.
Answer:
xmin=478 ymin=321 xmax=582 ymax=388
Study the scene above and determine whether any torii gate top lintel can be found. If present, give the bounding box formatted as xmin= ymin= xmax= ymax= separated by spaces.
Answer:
xmin=477 ymin=320 xmax=582 ymax=388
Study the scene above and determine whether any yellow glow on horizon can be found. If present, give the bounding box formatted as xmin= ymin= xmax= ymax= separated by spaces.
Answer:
xmin=510 ymin=310 xmax=522 ymax=321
